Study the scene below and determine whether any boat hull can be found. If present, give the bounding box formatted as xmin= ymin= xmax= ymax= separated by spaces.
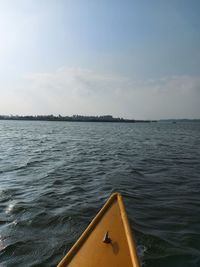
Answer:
xmin=57 ymin=193 xmax=140 ymax=267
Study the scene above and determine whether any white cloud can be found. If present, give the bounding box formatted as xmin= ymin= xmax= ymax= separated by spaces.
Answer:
xmin=0 ymin=68 xmax=200 ymax=119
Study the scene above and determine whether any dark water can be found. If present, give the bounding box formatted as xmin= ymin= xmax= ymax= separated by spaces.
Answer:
xmin=0 ymin=120 xmax=200 ymax=267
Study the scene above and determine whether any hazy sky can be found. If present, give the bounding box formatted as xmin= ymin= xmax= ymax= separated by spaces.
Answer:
xmin=0 ymin=0 xmax=200 ymax=119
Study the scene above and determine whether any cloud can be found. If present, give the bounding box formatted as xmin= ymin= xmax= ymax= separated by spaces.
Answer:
xmin=0 ymin=68 xmax=200 ymax=119
xmin=137 ymin=75 xmax=200 ymax=119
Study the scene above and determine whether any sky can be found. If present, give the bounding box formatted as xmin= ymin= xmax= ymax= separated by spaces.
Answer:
xmin=0 ymin=0 xmax=200 ymax=119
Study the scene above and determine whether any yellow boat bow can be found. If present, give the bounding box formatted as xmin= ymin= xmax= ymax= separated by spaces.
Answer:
xmin=57 ymin=192 xmax=140 ymax=267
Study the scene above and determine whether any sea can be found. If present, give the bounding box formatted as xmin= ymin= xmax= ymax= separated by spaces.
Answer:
xmin=0 ymin=120 xmax=200 ymax=267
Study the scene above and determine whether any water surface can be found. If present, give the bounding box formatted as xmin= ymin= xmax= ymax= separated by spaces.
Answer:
xmin=0 ymin=120 xmax=200 ymax=266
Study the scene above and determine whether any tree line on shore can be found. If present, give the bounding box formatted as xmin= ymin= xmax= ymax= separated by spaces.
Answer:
xmin=0 ymin=114 xmax=155 ymax=123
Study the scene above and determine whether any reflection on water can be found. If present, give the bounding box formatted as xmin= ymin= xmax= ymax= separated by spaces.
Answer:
xmin=0 ymin=120 xmax=200 ymax=266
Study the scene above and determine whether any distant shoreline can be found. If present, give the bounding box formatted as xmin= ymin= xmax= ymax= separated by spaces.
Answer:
xmin=1 ymin=115 xmax=198 ymax=123
xmin=0 ymin=115 xmax=156 ymax=123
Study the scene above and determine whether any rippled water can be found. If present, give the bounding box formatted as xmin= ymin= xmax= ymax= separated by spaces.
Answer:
xmin=0 ymin=120 xmax=200 ymax=267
